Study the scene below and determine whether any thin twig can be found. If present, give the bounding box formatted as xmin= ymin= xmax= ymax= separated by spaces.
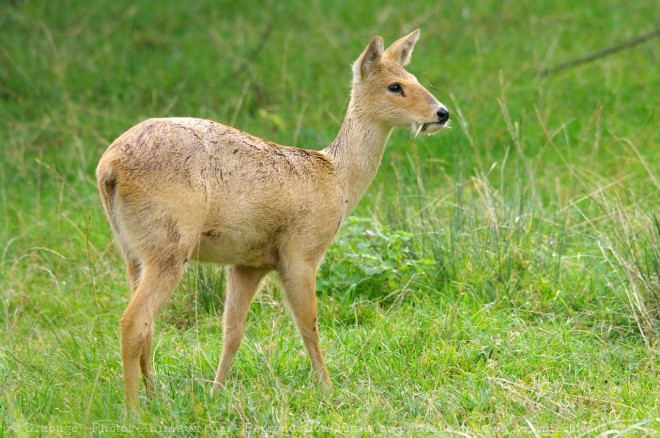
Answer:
xmin=221 ymin=20 xmax=275 ymax=84
xmin=538 ymin=27 xmax=660 ymax=76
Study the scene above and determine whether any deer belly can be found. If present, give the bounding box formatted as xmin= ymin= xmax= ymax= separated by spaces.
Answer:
xmin=191 ymin=229 xmax=279 ymax=268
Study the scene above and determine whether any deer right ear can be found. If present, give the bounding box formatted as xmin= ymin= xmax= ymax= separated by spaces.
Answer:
xmin=352 ymin=36 xmax=384 ymax=81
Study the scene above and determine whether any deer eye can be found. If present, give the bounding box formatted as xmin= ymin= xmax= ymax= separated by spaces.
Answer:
xmin=387 ymin=83 xmax=403 ymax=94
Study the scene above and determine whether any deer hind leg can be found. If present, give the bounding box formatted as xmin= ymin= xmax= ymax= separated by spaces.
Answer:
xmin=124 ymin=254 xmax=157 ymax=395
xmin=115 ymin=245 xmax=156 ymax=395
xmin=212 ymin=265 xmax=269 ymax=393
xmin=139 ymin=323 xmax=155 ymax=397
xmin=279 ymin=262 xmax=332 ymax=391
xmin=125 ymin=256 xmax=142 ymax=295
xmin=120 ymin=256 xmax=186 ymax=410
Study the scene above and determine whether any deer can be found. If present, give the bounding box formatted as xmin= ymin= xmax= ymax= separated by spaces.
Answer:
xmin=96 ymin=29 xmax=449 ymax=410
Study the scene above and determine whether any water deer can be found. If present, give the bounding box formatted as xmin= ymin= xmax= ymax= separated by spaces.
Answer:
xmin=97 ymin=29 xmax=449 ymax=409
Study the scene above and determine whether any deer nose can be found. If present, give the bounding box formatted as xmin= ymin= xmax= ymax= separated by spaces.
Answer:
xmin=437 ymin=107 xmax=449 ymax=124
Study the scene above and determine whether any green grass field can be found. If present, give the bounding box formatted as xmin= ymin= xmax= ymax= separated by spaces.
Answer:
xmin=1 ymin=0 xmax=659 ymax=435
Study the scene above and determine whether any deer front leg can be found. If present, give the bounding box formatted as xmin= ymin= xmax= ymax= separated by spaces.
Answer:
xmin=279 ymin=262 xmax=332 ymax=391
xmin=212 ymin=265 xmax=269 ymax=393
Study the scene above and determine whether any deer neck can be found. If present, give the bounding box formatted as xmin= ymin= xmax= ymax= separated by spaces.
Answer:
xmin=324 ymin=102 xmax=393 ymax=213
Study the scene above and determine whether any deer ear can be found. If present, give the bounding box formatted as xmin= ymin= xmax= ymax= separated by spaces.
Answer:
xmin=353 ymin=36 xmax=384 ymax=81
xmin=383 ymin=29 xmax=420 ymax=66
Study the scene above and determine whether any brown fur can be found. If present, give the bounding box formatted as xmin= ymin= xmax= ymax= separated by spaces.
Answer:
xmin=97 ymin=29 xmax=448 ymax=410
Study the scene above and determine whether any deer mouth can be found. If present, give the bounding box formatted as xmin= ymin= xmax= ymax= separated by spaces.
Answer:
xmin=413 ymin=121 xmax=446 ymax=137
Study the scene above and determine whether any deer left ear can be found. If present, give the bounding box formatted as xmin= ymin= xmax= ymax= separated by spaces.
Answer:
xmin=353 ymin=36 xmax=384 ymax=81
xmin=383 ymin=29 xmax=420 ymax=66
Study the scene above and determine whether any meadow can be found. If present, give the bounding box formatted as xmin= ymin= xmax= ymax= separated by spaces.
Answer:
xmin=1 ymin=0 xmax=658 ymax=435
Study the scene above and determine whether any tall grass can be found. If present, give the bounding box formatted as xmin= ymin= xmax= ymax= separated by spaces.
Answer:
xmin=594 ymin=198 xmax=659 ymax=345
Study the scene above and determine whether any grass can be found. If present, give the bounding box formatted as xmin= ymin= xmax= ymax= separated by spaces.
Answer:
xmin=1 ymin=0 xmax=659 ymax=435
